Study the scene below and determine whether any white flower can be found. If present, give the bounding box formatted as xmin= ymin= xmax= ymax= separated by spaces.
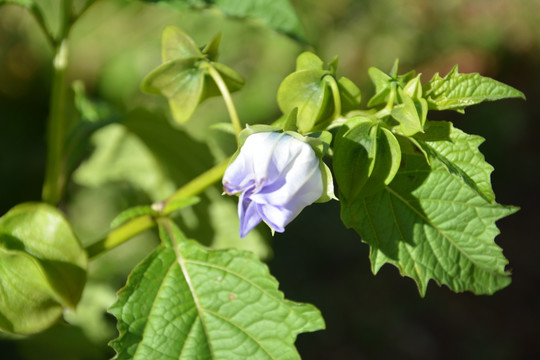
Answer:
xmin=223 ymin=132 xmax=323 ymax=237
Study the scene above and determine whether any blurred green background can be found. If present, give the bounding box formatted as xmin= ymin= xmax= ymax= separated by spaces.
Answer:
xmin=1 ymin=0 xmax=538 ymax=359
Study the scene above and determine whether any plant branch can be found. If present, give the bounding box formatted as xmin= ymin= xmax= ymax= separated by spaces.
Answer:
xmin=85 ymin=215 xmax=155 ymax=259
xmin=41 ymin=0 xmax=74 ymax=204
xmin=42 ymin=40 xmax=69 ymax=204
xmin=86 ymin=158 xmax=230 ymax=259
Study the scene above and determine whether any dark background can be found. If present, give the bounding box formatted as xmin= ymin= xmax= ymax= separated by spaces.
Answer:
xmin=1 ymin=0 xmax=538 ymax=359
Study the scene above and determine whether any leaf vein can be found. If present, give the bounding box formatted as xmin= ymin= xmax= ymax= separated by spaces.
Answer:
xmin=204 ymin=309 xmax=276 ymax=360
xmin=385 ymin=186 xmax=501 ymax=277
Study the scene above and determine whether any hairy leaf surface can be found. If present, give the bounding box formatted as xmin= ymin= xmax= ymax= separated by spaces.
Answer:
xmin=341 ymin=126 xmax=517 ymax=295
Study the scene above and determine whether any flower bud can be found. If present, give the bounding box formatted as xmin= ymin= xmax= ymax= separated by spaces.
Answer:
xmin=223 ymin=132 xmax=323 ymax=238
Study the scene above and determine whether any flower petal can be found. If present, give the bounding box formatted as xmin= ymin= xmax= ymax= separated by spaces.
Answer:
xmin=224 ymin=131 xmax=326 ymax=237
xmin=251 ymin=137 xmax=322 ymax=206
xmin=238 ymin=191 xmax=262 ymax=238
xmin=222 ymin=132 xmax=281 ymax=193
xmin=257 ymin=204 xmax=289 ymax=233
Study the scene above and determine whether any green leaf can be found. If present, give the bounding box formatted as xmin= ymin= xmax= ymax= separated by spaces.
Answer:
xmin=142 ymin=27 xmax=244 ymax=124
xmin=333 ymin=119 xmax=375 ymax=199
xmin=391 ymin=90 xmax=424 ymax=136
xmin=366 ymin=67 xmax=393 ymax=108
xmin=0 ymin=249 xmax=63 ymax=335
xmin=296 ymin=51 xmax=324 ymax=71
xmin=278 ymin=52 xmax=359 ymax=132
xmin=202 ymin=32 xmax=222 ymax=61
xmin=202 ymin=61 xmax=245 ymax=100
xmin=210 ymin=0 xmax=306 ymax=43
xmin=423 ymin=65 xmax=525 ymax=112
xmin=413 ymin=121 xmax=451 ymax=142
xmin=140 ymin=0 xmax=306 ymax=42
xmin=338 ymin=76 xmax=362 ymax=113
xmin=109 ymin=220 xmax=324 ymax=359
xmin=367 ymin=62 xmax=417 ymax=108
xmin=141 ymin=58 xmax=205 ymax=123
xmin=334 ymin=119 xmax=401 ymax=200
xmin=277 ymin=69 xmax=332 ymax=133
xmin=362 ymin=127 xmax=401 ymax=194
xmin=341 ymin=130 xmax=517 ymax=295
xmin=161 ymin=25 xmax=203 ymax=62
xmin=317 ymin=162 xmax=337 ymax=203
xmin=414 ymin=121 xmax=496 ymax=203
xmin=0 ymin=203 xmax=87 ymax=334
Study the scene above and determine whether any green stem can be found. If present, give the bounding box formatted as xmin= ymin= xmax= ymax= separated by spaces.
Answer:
xmin=203 ymin=63 xmax=243 ymax=139
xmin=325 ymin=75 xmax=342 ymax=120
xmin=85 ymin=215 xmax=155 ymax=258
xmin=41 ymin=0 xmax=74 ymax=204
xmin=86 ymin=158 xmax=230 ymax=259
xmin=42 ymin=40 xmax=69 ymax=204
xmin=165 ymin=159 xmax=230 ymax=207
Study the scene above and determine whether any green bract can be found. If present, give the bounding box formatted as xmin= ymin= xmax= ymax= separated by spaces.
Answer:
xmin=334 ymin=117 xmax=401 ymax=201
xmin=109 ymin=220 xmax=324 ymax=360
xmin=277 ymin=52 xmax=361 ymax=133
xmin=141 ymin=26 xmax=244 ymax=124
xmin=0 ymin=203 xmax=87 ymax=335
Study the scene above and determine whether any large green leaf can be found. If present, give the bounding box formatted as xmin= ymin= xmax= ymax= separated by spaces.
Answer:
xmin=109 ymin=220 xmax=324 ymax=359
xmin=141 ymin=0 xmax=306 ymax=42
xmin=341 ymin=127 xmax=517 ymax=295
xmin=0 ymin=203 xmax=87 ymax=334
xmin=423 ymin=65 xmax=525 ymax=112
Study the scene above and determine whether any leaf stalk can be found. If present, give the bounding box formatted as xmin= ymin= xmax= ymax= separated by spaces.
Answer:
xmin=85 ymin=158 xmax=230 ymax=258
xmin=203 ymin=63 xmax=243 ymax=139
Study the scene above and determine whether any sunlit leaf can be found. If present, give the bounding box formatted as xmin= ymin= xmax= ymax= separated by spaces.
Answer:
xmin=341 ymin=126 xmax=517 ymax=295
xmin=423 ymin=65 xmax=525 ymax=112
xmin=109 ymin=220 xmax=324 ymax=359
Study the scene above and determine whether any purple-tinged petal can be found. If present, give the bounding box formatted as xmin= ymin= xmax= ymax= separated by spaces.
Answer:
xmin=224 ymin=131 xmax=326 ymax=237
xmin=223 ymin=153 xmax=255 ymax=194
xmin=257 ymin=203 xmax=289 ymax=233
xmin=250 ymin=138 xmax=322 ymax=207
xmin=223 ymin=132 xmax=282 ymax=193
xmin=238 ymin=191 xmax=262 ymax=238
